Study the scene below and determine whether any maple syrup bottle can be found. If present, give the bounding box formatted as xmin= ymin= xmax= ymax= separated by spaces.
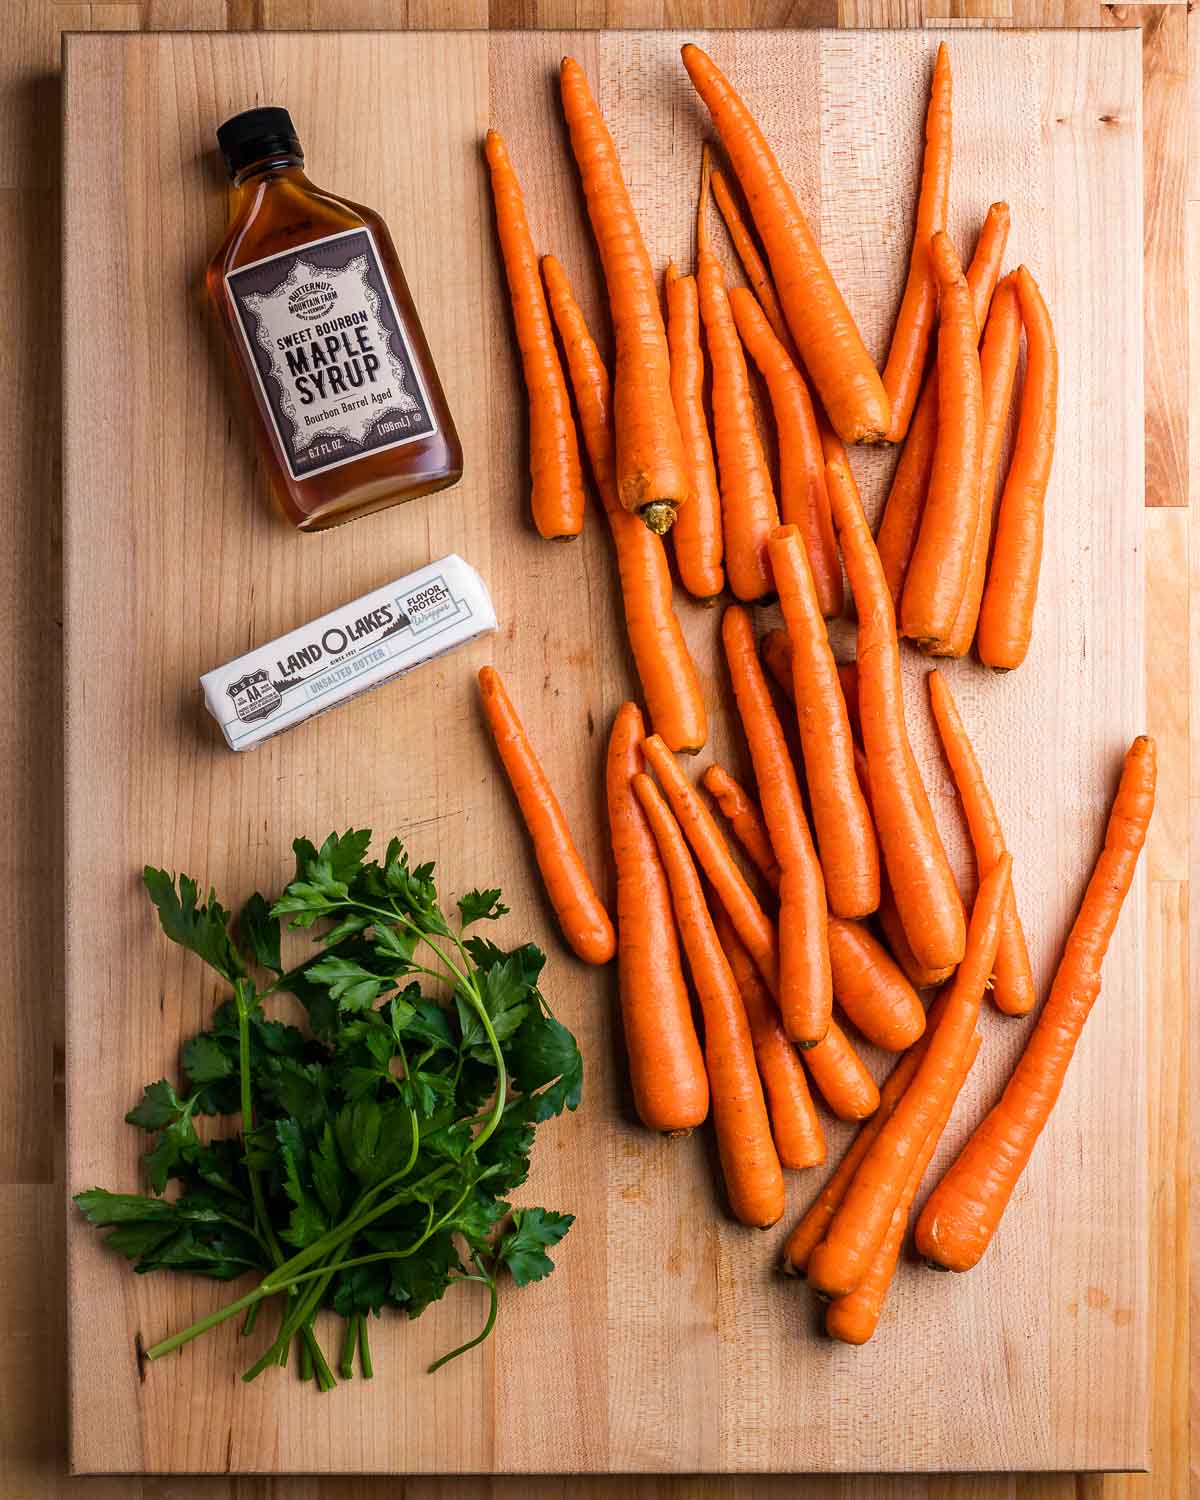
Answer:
xmin=208 ymin=107 xmax=462 ymax=531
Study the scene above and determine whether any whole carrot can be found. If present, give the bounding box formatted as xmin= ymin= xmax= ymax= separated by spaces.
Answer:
xmin=731 ymin=289 xmax=843 ymax=617
xmin=709 ymin=164 xmax=797 ymax=359
xmin=881 ymin=44 xmax=952 ymax=443
xmin=900 ymin=231 xmax=984 ymax=650
xmin=721 ymin=606 xmax=832 ymax=1045
xmin=478 ymin=666 xmax=615 ymax=965
xmin=681 ymin=45 xmax=890 ymax=446
xmin=560 ymin=57 xmax=688 ymax=535
xmin=826 ymin=453 xmax=966 ymax=972
xmin=828 ymin=917 xmax=926 ymax=1052
xmin=607 ymin=703 xmax=708 ymax=1134
xmin=875 ymin=202 xmax=1010 ymax=607
xmin=806 ymin=855 xmax=1010 ymax=1298
xmin=665 ymin=263 xmax=724 ymax=602
xmin=768 ymin=526 xmax=879 ymax=919
xmin=633 ymin=773 xmax=785 ymax=1227
xmin=542 ymin=254 xmax=707 ymax=754
xmin=977 ymin=265 xmax=1058 ymax=670
xmin=484 ymin=130 xmax=585 ymax=541
xmin=702 ymin=763 xmax=781 ymax=892
xmin=927 ymin=670 xmax=1035 ymax=1016
xmin=917 ymin=738 xmax=1155 ymax=1272
xmin=801 ymin=1019 xmax=880 ymax=1122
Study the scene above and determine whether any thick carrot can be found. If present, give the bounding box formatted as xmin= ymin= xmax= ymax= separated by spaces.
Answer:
xmin=783 ymin=988 xmax=950 ymax=1274
xmin=640 ymin=732 xmax=779 ymax=996
xmin=542 ymin=254 xmax=707 ymax=754
xmin=702 ymin=763 xmax=781 ymax=892
xmin=721 ymin=606 xmax=833 ymax=1045
xmin=632 ymin=773 xmax=785 ymax=1227
xmin=709 ymin=164 xmax=797 ymax=359
xmin=768 ymin=526 xmax=879 ymax=919
xmin=875 ymin=203 xmax=1010 ymax=607
xmin=712 ymin=899 xmax=826 ymax=1170
xmin=665 ymin=262 xmax=724 ymax=602
xmin=927 ymin=670 xmax=1034 ymax=1016
xmin=877 ymin=883 xmax=955 ymax=991
xmin=485 ymin=130 xmax=585 ymax=542
xmin=826 ymin=453 xmax=966 ymax=972
xmin=696 ymin=148 xmax=778 ymax=602
xmin=478 ymin=666 xmax=615 ymax=965
xmin=900 ymin=231 xmax=984 ymax=650
xmin=977 ymin=265 xmax=1058 ymax=670
xmin=806 ymin=855 xmax=1010 ymax=1298
xmin=761 ymin=627 xmax=795 ymax=702
xmin=681 ymin=45 xmax=890 ymax=446
xmin=606 ymin=702 xmax=709 ymax=1134
xmin=825 ymin=1030 xmax=980 ymax=1344
xmin=559 ymin=57 xmax=688 ymax=535
xmin=801 ymin=1019 xmax=880 ymax=1123
xmin=917 ymin=738 xmax=1155 ymax=1271
xmin=941 ymin=275 xmax=1022 ymax=659
xmin=828 ymin=917 xmax=926 ymax=1052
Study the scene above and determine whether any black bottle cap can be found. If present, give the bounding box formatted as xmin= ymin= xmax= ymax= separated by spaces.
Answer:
xmin=217 ymin=106 xmax=302 ymax=177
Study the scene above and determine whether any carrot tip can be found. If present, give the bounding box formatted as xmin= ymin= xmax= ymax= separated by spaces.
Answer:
xmin=640 ymin=501 xmax=677 ymax=535
xmin=924 ymin=1259 xmax=953 ymax=1273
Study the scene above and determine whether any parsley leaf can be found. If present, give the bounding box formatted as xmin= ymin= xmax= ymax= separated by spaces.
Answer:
xmin=498 ymin=1208 xmax=575 ymax=1286
xmin=457 ymin=888 xmax=509 ymax=926
xmin=143 ymin=868 xmax=244 ymax=981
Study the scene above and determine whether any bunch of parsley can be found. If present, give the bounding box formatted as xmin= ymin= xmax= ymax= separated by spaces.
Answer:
xmin=74 ymin=830 xmax=581 ymax=1390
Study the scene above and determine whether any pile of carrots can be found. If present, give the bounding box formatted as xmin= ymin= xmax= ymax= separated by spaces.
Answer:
xmin=478 ymin=42 xmax=1154 ymax=1344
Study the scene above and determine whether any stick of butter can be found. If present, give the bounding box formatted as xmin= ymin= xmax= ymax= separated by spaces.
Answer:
xmin=200 ymin=554 xmax=496 ymax=751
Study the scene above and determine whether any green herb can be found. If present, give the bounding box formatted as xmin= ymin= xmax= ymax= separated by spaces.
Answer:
xmin=75 ymin=830 xmax=580 ymax=1391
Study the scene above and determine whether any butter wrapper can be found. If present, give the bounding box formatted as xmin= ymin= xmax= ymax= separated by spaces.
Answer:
xmin=201 ymin=554 xmax=496 ymax=751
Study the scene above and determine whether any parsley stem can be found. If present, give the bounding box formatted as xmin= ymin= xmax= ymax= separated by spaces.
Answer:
xmin=359 ymin=1315 xmax=374 ymax=1379
xmin=298 ymin=1333 xmax=313 ymax=1381
xmin=339 ymin=1315 xmax=359 ymax=1381
xmin=427 ymin=1261 xmax=498 ymax=1374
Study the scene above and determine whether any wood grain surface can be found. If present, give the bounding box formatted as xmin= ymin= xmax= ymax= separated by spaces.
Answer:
xmin=0 ymin=2 xmax=1190 ymax=1498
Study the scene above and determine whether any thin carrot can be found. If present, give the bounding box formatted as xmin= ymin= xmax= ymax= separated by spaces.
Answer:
xmin=761 ymin=627 xmax=795 ymax=703
xmin=826 ymin=453 xmax=966 ymax=972
xmin=875 ymin=202 xmax=1010 ymax=607
xmin=927 ymin=670 xmax=1035 ymax=1016
xmin=478 ymin=666 xmax=615 ymax=965
xmin=828 ymin=917 xmax=926 ymax=1052
xmin=607 ymin=702 xmax=709 ymax=1134
xmin=542 ymin=254 xmax=707 ymax=754
xmin=484 ymin=130 xmax=585 ymax=541
xmin=632 ymin=773 xmax=785 ymax=1227
xmin=559 ymin=57 xmax=688 ymax=535
xmin=731 ymin=288 xmax=843 ymax=618
xmin=702 ymin=763 xmax=781 ymax=892
xmin=806 ymin=854 xmax=1010 ymax=1298
xmin=801 ymin=1019 xmax=880 ymax=1123
xmin=721 ymin=606 xmax=832 ymax=1045
xmin=709 ymin=164 xmax=797 ymax=358
xmin=681 ymin=44 xmax=890 ymax=446
xmin=917 ymin=738 xmax=1155 ymax=1271
xmin=977 ymin=265 xmax=1059 ymax=670
xmin=825 ymin=1030 xmax=980 ymax=1344
xmin=712 ymin=899 xmax=826 ymax=1170
xmin=900 ymin=231 xmax=984 ymax=650
xmin=696 ymin=147 xmax=778 ymax=602
xmin=837 ymin=662 xmax=861 ymax=745
xmin=665 ymin=262 xmax=724 ymax=602
xmin=881 ymin=43 xmax=953 ymax=444
xmin=941 ymin=275 xmax=1022 ymax=658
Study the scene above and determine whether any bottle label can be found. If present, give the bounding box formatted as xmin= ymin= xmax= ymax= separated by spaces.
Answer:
xmin=225 ymin=226 xmax=437 ymax=480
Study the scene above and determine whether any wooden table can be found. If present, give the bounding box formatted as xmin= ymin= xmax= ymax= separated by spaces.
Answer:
xmin=1 ymin=1 xmax=1190 ymax=1495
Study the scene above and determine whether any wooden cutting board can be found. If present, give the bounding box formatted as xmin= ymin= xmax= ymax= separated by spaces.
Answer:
xmin=62 ymin=28 xmax=1146 ymax=1476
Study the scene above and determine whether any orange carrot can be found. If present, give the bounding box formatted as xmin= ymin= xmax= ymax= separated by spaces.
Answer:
xmin=828 ymin=917 xmax=926 ymax=1052
xmin=826 ymin=453 xmax=966 ymax=972
xmin=977 ymin=265 xmax=1058 ymax=670
xmin=721 ymin=606 xmax=832 ymax=1045
xmin=875 ymin=202 xmax=1010 ymax=607
xmin=927 ymin=670 xmax=1034 ymax=1016
xmin=542 ymin=254 xmax=707 ymax=754
xmin=877 ymin=883 xmax=955 ymax=991
xmin=731 ymin=288 xmax=843 ymax=618
xmin=917 ymin=738 xmax=1155 ymax=1271
xmin=696 ymin=147 xmax=778 ymax=601
xmin=665 ymin=262 xmax=724 ymax=601
xmin=900 ymin=231 xmax=984 ymax=650
xmin=768 ymin=526 xmax=879 ymax=920
xmin=881 ymin=44 xmax=953 ymax=444
xmin=632 ymin=773 xmax=785 ymax=1227
xmin=681 ymin=44 xmax=890 ymax=446
xmin=837 ymin=662 xmax=861 ymax=746
xmin=761 ymin=627 xmax=795 ymax=703
xmin=702 ymin=763 xmax=781 ymax=892
xmin=607 ymin=702 xmax=709 ymax=1134
xmin=712 ymin=899 xmax=826 ymax=1170
xmin=478 ymin=666 xmax=615 ymax=965
xmin=559 ymin=57 xmax=688 ymax=535
xmin=802 ymin=1019 xmax=880 ymax=1123
xmin=709 ymin=164 xmax=797 ymax=359
xmin=806 ymin=854 xmax=1010 ymax=1298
